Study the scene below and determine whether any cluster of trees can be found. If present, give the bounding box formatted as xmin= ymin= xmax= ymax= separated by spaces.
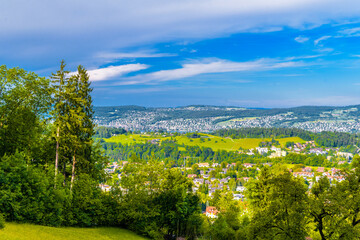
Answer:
xmin=196 ymin=159 xmax=360 ymax=240
xmin=94 ymin=126 xmax=127 ymax=138
xmin=0 ymin=64 xmax=203 ymax=239
xmin=245 ymin=159 xmax=360 ymax=240
xmin=112 ymin=161 xmax=202 ymax=239
xmin=213 ymin=127 xmax=360 ymax=148
xmin=100 ymin=141 xmax=339 ymax=169
xmin=0 ymin=63 xmax=111 ymax=227
xmin=258 ymin=139 xmax=280 ymax=147
xmin=213 ymin=127 xmax=313 ymax=140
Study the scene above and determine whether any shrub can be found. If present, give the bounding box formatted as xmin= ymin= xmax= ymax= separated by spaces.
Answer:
xmin=0 ymin=212 xmax=5 ymax=229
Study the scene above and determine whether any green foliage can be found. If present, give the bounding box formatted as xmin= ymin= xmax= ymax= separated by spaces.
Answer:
xmin=0 ymin=212 xmax=5 ymax=229
xmin=0 ymin=65 xmax=51 ymax=157
xmin=246 ymin=166 xmax=308 ymax=240
xmin=210 ymin=214 xmax=236 ymax=240
xmin=116 ymin=161 xmax=202 ymax=239
xmin=259 ymin=138 xmax=280 ymax=147
xmin=308 ymin=165 xmax=360 ymax=240
xmin=94 ymin=126 xmax=127 ymax=138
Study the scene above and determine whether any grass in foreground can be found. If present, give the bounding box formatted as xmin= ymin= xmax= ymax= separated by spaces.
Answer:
xmin=0 ymin=223 xmax=148 ymax=240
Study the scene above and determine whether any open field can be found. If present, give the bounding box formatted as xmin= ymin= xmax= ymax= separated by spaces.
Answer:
xmin=104 ymin=133 xmax=305 ymax=151
xmin=0 ymin=223 xmax=148 ymax=240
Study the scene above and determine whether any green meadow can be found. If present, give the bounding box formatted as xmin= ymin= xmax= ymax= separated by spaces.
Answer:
xmin=0 ymin=223 xmax=148 ymax=240
xmin=104 ymin=133 xmax=304 ymax=151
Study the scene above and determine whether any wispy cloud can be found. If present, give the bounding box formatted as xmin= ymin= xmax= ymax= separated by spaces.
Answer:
xmin=294 ymin=36 xmax=309 ymax=43
xmin=116 ymin=58 xmax=307 ymax=85
xmin=314 ymin=36 xmax=331 ymax=45
xmin=284 ymin=55 xmax=323 ymax=61
xmin=338 ymin=27 xmax=360 ymax=37
xmin=73 ymin=64 xmax=149 ymax=81
xmin=313 ymin=27 xmax=360 ymax=47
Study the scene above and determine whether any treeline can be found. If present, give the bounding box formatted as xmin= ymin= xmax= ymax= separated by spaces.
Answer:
xmin=213 ymin=127 xmax=360 ymax=147
xmin=94 ymin=126 xmax=127 ymax=138
xmin=102 ymin=141 xmax=265 ymax=166
xmin=213 ymin=127 xmax=313 ymax=140
xmin=101 ymin=141 xmax=337 ymax=168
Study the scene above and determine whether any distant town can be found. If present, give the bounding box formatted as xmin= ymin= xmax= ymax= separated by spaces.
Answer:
xmin=94 ymin=105 xmax=360 ymax=133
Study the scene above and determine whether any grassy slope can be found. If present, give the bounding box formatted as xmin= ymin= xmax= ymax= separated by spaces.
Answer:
xmin=104 ymin=133 xmax=305 ymax=151
xmin=0 ymin=223 xmax=148 ymax=240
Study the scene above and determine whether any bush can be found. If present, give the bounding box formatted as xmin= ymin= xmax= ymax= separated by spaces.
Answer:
xmin=0 ymin=212 xmax=5 ymax=229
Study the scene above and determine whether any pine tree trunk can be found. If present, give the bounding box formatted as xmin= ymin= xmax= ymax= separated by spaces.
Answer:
xmin=54 ymin=126 xmax=60 ymax=188
xmin=70 ymin=150 xmax=76 ymax=192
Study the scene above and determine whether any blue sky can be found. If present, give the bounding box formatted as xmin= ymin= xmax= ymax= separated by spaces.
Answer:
xmin=2 ymin=0 xmax=360 ymax=108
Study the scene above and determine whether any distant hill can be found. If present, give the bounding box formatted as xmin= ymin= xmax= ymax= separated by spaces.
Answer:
xmin=94 ymin=105 xmax=360 ymax=133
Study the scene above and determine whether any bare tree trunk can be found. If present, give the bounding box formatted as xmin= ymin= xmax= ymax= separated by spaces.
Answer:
xmin=54 ymin=126 xmax=59 ymax=188
xmin=70 ymin=150 xmax=76 ymax=192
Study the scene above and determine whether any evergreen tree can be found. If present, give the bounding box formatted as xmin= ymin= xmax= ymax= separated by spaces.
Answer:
xmin=51 ymin=60 xmax=69 ymax=187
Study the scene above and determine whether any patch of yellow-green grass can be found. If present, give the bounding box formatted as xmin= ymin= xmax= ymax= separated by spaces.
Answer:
xmin=178 ymin=147 xmax=186 ymax=151
xmin=104 ymin=134 xmax=160 ymax=144
xmin=0 ymin=223 xmax=148 ymax=240
xmin=104 ymin=133 xmax=305 ymax=151
xmin=277 ymin=137 xmax=305 ymax=147
xmin=173 ymin=134 xmax=305 ymax=151
xmin=173 ymin=134 xmax=267 ymax=151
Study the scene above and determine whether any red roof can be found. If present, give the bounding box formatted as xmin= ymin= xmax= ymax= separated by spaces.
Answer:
xmin=206 ymin=206 xmax=219 ymax=214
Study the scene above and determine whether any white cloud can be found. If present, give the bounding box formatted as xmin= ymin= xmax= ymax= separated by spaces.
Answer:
xmin=2 ymin=0 xmax=360 ymax=61
xmin=72 ymin=64 xmax=149 ymax=81
xmin=294 ymin=36 xmax=309 ymax=43
xmin=314 ymin=36 xmax=332 ymax=45
xmin=284 ymin=55 xmax=323 ymax=61
xmin=116 ymin=58 xmax=306 ymax=85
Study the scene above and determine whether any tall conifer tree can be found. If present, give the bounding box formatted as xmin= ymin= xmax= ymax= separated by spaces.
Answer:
xmin=51 ymin=60 xmax=69 ymax=187
xmin=68 ymin=66 xmax=94 ymax=192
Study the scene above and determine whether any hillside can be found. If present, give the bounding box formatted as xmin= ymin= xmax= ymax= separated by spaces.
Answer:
xmin=103 ymin=133 xmax=304 ymax=151
xmin=0 ymin=223 xmax=148 ymax=240
xmin=94 ymin=105 xmax=360 ymax=133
